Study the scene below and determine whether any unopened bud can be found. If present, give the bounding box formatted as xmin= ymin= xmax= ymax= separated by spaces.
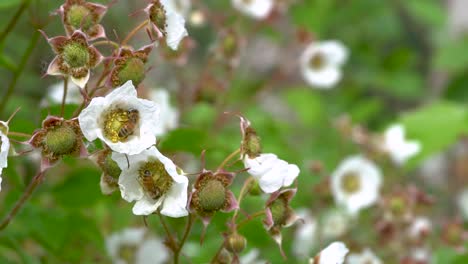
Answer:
xmin=248 ymin=180 xmax=262 ymax=196
xmin=103 ymin=153 xmax=121 ymax=178
xmin=242 ymin=127 xmax=261 ymax=159
xmin=198 ymin=180 xmax=226 ymax=212
xmin=270 ymin=199 xmax=288 ymax=226
xmin=225 ymin=233 xmax=246 ymax=254
xmin=44 ymin=126 xmax=78 ymax=155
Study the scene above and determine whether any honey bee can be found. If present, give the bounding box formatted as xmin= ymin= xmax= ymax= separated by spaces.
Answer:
xmin=117 ymin=109 xmax=139 ymax=140
xmin=138 ymin=169 xmax=162 ymax=200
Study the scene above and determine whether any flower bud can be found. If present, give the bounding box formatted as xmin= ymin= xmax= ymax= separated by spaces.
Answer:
xmin=270 ymin=199 xmax=288 ymax=226
xmin=242 ymin=127 xmax=261 ymax=159
xmin=44 ymin=126 xmax=78 ymax=155
xmin=214 ymin=248 xmax=232 ymax=264
xmin=225 ymin=233 xmax=246 ymax=254
xmin=67 ymin=5 xmax=93 ymax=30
xmin=102 ymin=152 xmax=121 ymax=178
xmin=198 ymin=179 xmax=227 ymax=212
xmin=148 ymin=1 xmax=166 ymax=33
xmin=248 ymin=180 xmax=262 ymax=196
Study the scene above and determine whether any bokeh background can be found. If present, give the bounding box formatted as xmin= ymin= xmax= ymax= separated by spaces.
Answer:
xmin=0 ymin=0 xmax=467 ymax=263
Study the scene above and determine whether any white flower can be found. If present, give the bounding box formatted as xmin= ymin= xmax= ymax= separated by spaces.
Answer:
xmin=243 ymin=153 xmax=300 ymax=193
xmin=458 ymin=189 xmax=468 ymax=220
xmin=78 ymin=81 xmax=160 ymax=155
xmin=148 ymin=89 xmax=178 ymax=136
xmin=383 ymin=124 xmax=421 ymax=165
xmin=310 ymin=241 xmax=349 ymax=264
xmin=330 ymin=155 xmax=383 ymax=216
xmin=164 ymin=0 xmax=191 ymax=17
xmin=321 ymin=208 xmax=350 ymax=239
xmin=147 ymin=0 xmax=188 ymax=50
xmin=293 ymin=209 xmax=317 ymax=259
xmin=44 ymin=80 xmax=82 ymax=106
xmin=106 ymin=227 xmax=168 ymax=264
xmin=113 ymin=146 xmax=188 ymax=216
xmin=0 ymin=121 xmax=10 ymax=190
xmin=347 ymin=248 xmax=382 ymax=264
xmin=300 ymin=40 xmax=348 ymax=89
xmin=240 ymin=249 xmax=266 ymax=264
xmin=408 ymin=216 xmax=431 ymax=240
xmin=232 ymin=0 xmax=273 ymax=20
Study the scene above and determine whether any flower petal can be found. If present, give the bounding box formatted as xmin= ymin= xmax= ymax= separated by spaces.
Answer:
xmin=133 ymin=195 xmax=163 ymax=215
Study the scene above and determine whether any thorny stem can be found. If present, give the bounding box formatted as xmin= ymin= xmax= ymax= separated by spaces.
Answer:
xmin=60 ymin=77 xmax=68 ymax=117
xmin=92 ymin=40 xmax=120 ymax=49
xmin=121 ymin=19 xmax=149 ymax=45
xmin=7 ymin=131 xmax=31 ymax=138
xmin=0 ymin=30 xmax=40 ymax=116
xmin=236 ymin=210 xmax=265 ymax=229
xmin=174 ymin=214 xmax=195 ymax=264
xmin=0 ymin=0 xmax=32 ymax=46
xmin=232 ymin=177 xmax=254 ymax=221
xmin=0 ymin=170 xmax=46 ymax=231
xmin=217 ymin=148 xmax=240 ymax=171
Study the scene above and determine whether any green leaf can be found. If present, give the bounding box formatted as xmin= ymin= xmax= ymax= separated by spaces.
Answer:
xmin=400 ymin=101 xmax=468 ymax=165
xmin=433 ymin=38 xmax=468 ymax=73
xmin=0 ymin=0 xmax=22 ymax=9
xmin=159 ymin=128 xmax=209 ymax=155
xmin=403 ymin=1 xmax=446 ymax=27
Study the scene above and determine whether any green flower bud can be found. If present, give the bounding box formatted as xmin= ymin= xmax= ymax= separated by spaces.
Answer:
xmin=67 ymin=5 xmax=93 ymax=30
xmin=270 ymin=199 xmax=288 ymax=226
xmin=225 ymin=233 xmax=246 ymax=254
xmin=115 ymin=58 xmax=146 ymax=87
xmin=44 ymin=126 xmax=78 ymax=156
xmin=63 ymin=42 xmax=90 ymax=68
xmin=103 ymin=153 xmax=121 ymax=178
xmin=149 ymin=3 xmax=166 ymax=32
xmin=248 ymin=180 xmax=262 ymax=196
xmin=242 ymin=127 xmax=261 ymax=159
xmin=198 ymin=180 xmax=226 ymax=212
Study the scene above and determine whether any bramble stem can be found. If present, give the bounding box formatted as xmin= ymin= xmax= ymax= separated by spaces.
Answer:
xmin=92 ymin=40 xmax=120 ymax=49
xmin=7 ymin=131 xmax=31 ymax=138
xmin=60 ymin=77 xmax=68 ymax=117
xmin=236 ymin=210 xmax=265 ymax=229
xmin=217 ymin=148 xmax=240 ymax=171
xmin=122 ymin=20 xmax=149 ymax=45
xmin=174 ymin=214 xmax=195 ymax=264
xmin=232 ymin=177 xmax=253 ymax=221
xmin=0 ymin=30 xmax=40 ymax=116
xmin=0 ymin=170 xmax=45 ymax=231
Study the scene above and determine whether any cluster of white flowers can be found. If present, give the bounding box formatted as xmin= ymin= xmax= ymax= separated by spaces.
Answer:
xmin=78 ymin=81 xmax=187 ymax=217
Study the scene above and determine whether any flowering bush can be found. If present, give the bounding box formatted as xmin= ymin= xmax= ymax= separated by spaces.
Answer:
xmin=0 ymin=0 xmax=467 ymax=263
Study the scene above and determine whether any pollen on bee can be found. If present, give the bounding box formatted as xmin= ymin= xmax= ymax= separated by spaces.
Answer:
xmin=102 ymin=108 xmax=139 ymax=143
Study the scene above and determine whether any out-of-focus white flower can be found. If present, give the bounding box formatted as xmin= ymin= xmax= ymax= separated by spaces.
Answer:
xmin=113 ymin=146 xmax=188 ymax=216
xmin=383 ymin=124 xmax=421 ymax=165
xmin=321 ymin=208 xmax=350 ymax=239
xmin=232 ymin=0 xmax=273 ymax=20
xmin=164 ymin=0 xmax=191 ymax=17
xmin=0 ymin=121 xmax=10 ymax=190
xmin=331 ymin=156 xmax=383 ymax=216
xmin=244 ymin=153 xmax=299 ymax=193
xmin=300 ymin=40 xmax=348 ymax=89
xmin=148 ymin=89 xmax=178 ymax=136
xmin=78 ymin=81 xmax=160 ymax=155
xmin=146 ymin=0 xmax=188 ymax=50
xmin=189 ymin=10 xmax=205 ymax=26
xmin=448 ymin=0 xmax=468 ymax=37
xmin=106 ymin=227 xmax=168 ymax=264
xmin=309 ymin=241 xmax=349 ymax=264
xmin=240 ymin=249 xmax=266 ymax=264
xmin=408 ymin=216 xmax=432 ymax=240
xmin=410 ymin=247 xmax=431 ymax=263
xmin=293 ymin=209 xmax=317 ymax=259
xmin=458 ymin=189 xmax=468 ymax=220
xmin=347 ymin=248 xmax=382 ymax=264
xmin=44 ymin=80 xmax=82 ymax=106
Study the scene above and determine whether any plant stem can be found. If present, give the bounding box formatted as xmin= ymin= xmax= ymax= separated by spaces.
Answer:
xmin=121 ymin=20 xmax=149 ymax=45
xmin=60 ymin=77 xmax=68 ymax=117
xmin=174 ymin=214 xmax=195 ymax=263
xmin=158 ymin=214 xmax=179 ymax=262
xmin=92 ymin=40 xmax=120 ymax=49
xmin=0 ymin=30 xmax=40 ymax=116
xmin=236 ymin=210 xmax=265 ymax=229
xmin=232 ymin=177 xmax=253 ymax=221
xmin=0 ymin=170 xmax=45 ymax=231
xmin=210 ymin=242 xmax=225 ymax=264
xmin=7 ymin=131 xmax=31 ymax=138
xmin=0 ymin=0 xmax=32 ymax=46
xmin=217 ymin=148 xmax=240 ymax=171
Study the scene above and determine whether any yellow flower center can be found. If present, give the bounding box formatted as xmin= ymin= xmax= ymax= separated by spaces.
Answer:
xmin=138 ymin=160 xmax=173 ymax=200
xmin=102 ymin=108 xmax=140 ymax=143
xmin=340 ymin=172 xmax=361 ymax=194
xmin=309 ymin=52 xmax=325 ymax=70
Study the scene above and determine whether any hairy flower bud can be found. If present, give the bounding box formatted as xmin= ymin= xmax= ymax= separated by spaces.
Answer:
xmin=198 ymin=179 xmax=226 ymax=211
xmin=248 ymin=179 xmax=262 ymax=196
xmin=44 ymin=126 xmax=78 ymax=155
xmin=225 ymin=233 xmax=247 ymax=254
